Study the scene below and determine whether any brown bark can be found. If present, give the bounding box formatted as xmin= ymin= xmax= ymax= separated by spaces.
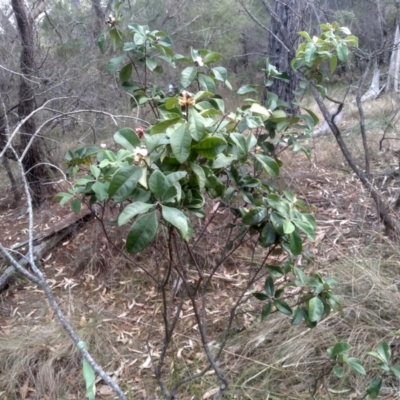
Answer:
xmin=263 ymin=0 xmax=304 ymax=114
xmin=91 ymin=0 xmax=105 ymax=39
xmin=11 ymin=0 xmax=50 ymax=207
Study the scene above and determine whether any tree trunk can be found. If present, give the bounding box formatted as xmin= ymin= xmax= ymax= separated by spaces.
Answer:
xmin=386 ymin=20 xmax=400 ymax=92
xmin=11 ymin=0 xmax=50 ymax=207
xmin=263 ymin=0 xmax=304 ymax=114
xmin=91 ymin=0 xmax=105 ymax=39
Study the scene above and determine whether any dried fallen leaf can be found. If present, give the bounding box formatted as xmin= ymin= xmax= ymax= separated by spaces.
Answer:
xmin=19 ymin=377 xmax=29 ymax=399
xmin=202 ymin=388 xmax=219 ymax=399
xmin=97 ymin=385 xmax=113 ymax=396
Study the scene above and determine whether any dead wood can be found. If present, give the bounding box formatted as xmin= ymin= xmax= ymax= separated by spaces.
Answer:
xmin=0 ymin=210 xmax=92 ymax=293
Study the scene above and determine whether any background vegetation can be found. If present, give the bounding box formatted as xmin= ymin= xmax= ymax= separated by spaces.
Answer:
xmin=2 ymin=0 xmax=400 ymax=399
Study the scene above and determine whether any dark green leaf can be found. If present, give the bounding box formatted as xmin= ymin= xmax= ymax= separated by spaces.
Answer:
xmin=162 ymin=205 xmax=192 ymax=240
xmin=242 ymin=207 xmax=268 ymax=225
xmin=308 ymin=297 xmax=324 ymax=322
xmin=119 ymin=63 xmax=132 ymax=82
xmin=108 ymin=166 xmax=142 ymax=198
xmin=293 ymin=219 xmax=315 ymax=239
xmin=170 ymin=124 xmax=191 ymax=163
xmin=192 ymin=137 xmax=227 ymax=159
xmin=265 ymin=264 xmax=284 ymax=278
xmin=126 ymin=211 xmax=158 ymax=253
xmin=262 ymin=303 xmax=272 ymax=320
xmin=150 ymin=117 xmax=181 ymax=135
xmin=274 ymin=300 xmax=292 ymax=315
xmin=114 ymin=128 xmax=141 ymax=151
xmin=98 ymin=32 xmax=105 ymax=54
xmin=253 ymin=292 xmax=269 ymax=301
xmin=259 ymin=223 xmax=277 ymax=248
xmin=264 ymin=276 xmax=274 ymax=296
xmin=149 ymin=170 xmax=169 ymax=200
xmin=71 ymin=199 xmax=81 ymax=214
xmin=190 ymin=162 xmax=206 ymax=191
xmin=118 ymin=202 xmax=155 ymax=226
xmin=289 ymin=230 xmax=302 ymax=255
xmin=291 ymin=308 xmax=305 ymax=325
xmin=366 ymin=378 xmax=382 ymax=398
xmin=377 ymin=342 xmax=391 ymax=364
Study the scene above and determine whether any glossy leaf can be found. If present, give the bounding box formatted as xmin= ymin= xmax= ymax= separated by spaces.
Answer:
xmin=108 ymin=166 xmax=142 ymax=198
xmin=118 ymin=202 xmax=155 ymax=226
xmin=308 ymin=297 xmax=324 ymax=322
xmin=259 ymin=223 xmax=276 ymax=248
xmin=149 ymin=170 xmax=169 ymax=200
xmin=190 ymin=162 xmax=206 ymax=191
xmin=170 ymin=124 xmax=191 ymax=163
xmin=126 ymin=211 xmax=158 ymax=253
xmin=242 ymin=207 xmax=268 ymax=225
xmin=198 ymin=73 xmax=215 ymax=93
xmin=289 ymin=230 xmax=302 ymax=255
xmin=264 ymin=276 xmax=274 ymax=296
xmin=162 ymin=205 xmax=192 ymax=240
xmin=188 ymin=108 xmax=206 ymax=141
xmin=255 ymin=154 xmax=279 ymax=176
xmin=114 ymin=128 xmax=141 ymax=151
xmin=253 ymin=292 xmax=269 ymax=301
xmin=192 ymin=137 xmax=226 ymax=159
xmin=274 ymin=300 xmax=292 ymax=315
xmin=180 ymin=66 xmax=197 ymax=88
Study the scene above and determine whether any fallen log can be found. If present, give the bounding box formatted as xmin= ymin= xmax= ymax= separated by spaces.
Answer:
xmin=0 ymin=210 xmax=92 ymax=293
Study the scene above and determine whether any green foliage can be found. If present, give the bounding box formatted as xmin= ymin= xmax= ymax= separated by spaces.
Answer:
xmin=292 ymin=22 xmax=358 ymax=95
xmin=57 ymin=23 xmax=351 ymax=389
xmin=77 ymin=341 xmax=96 ymax=400
xmin=326 ymin=340 xmax=400 ymax=398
